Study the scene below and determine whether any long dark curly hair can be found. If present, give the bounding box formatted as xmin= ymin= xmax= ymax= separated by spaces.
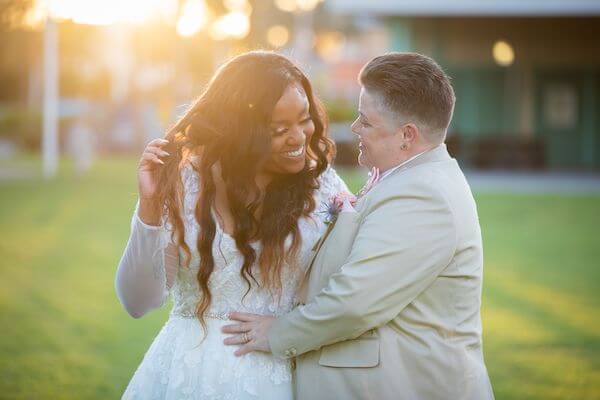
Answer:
xmin=155 ymin=51 xmax=334 ymax=328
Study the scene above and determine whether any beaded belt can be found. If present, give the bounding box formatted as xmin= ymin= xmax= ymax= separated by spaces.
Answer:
xmin=171 ymin=310 xmax=230 ymax=320
xmin=172 ymin=310 xmax=278 ymax=320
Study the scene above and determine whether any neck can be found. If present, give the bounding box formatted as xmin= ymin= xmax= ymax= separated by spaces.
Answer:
xmin=379 ymin=143 xmax=436 ymax=174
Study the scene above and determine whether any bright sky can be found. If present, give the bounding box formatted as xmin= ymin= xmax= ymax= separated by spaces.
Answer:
xmin=41 ymin=0 xmax=180 ymax=25
xmin=33 ymin=0 xmax=253 ymax=39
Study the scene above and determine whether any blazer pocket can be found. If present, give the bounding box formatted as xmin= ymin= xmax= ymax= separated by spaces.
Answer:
xmin=318 ymin=331 xmax=380 ymax=368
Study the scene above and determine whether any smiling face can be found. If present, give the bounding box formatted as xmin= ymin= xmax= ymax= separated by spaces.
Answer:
xmin=262 ymin=83 xmax=315 ymax=176
xmin=351 ymin=88 xmax=404 ymax=171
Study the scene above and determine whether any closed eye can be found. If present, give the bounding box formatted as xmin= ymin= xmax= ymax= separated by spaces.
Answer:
xmin=272 ymin=116 xmax=312 ymax=136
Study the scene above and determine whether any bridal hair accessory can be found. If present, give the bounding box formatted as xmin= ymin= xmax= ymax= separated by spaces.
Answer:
xmin=323 ymin=167 xmax=380 ymax=224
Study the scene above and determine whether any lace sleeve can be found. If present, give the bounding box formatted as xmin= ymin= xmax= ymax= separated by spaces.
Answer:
xmin=114 ymin=161 xmax=201 ymax=319
xmin=114 ymin=199 xmax=179 ymax=318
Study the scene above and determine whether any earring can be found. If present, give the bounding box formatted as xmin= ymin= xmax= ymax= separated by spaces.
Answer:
xmin=401 ymin=144 xmax=408 ymax=150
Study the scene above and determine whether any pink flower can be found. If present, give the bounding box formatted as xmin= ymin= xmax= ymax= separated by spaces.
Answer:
xmin=324 ymin=191 xmax=357 ymax=224
xmin=323 ymin=167 xmax=381 ymax=224
xmin=331 ymin=191 xmax=357 ymax=213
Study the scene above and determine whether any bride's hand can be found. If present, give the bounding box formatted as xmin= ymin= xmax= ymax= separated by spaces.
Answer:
xmin=222 ymin=313 xmax=275 ymax=356
xmin=137 ymin=138 xmax=170 ymax=225
xmin=138 ymin=138 xmax=170 ymax=200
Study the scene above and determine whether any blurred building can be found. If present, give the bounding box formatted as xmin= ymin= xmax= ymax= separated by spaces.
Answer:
xmin=2 ymin=0 xmax=600 ymax=171
xmin=324 ymin=0 xmax=600 ymax=170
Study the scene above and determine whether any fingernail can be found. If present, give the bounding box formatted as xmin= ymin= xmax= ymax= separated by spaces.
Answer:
xmin=159 ymin=160 xmax=165 ymax=165
xmin=161 ymin=151 xmax=170 ymax=156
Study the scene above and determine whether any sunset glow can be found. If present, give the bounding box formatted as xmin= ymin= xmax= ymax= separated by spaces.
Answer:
xmin=176 ymin=0 xmax=209 ymax=37
xmin=209 ymin=11 xmax=250 ymax=40
xmin=39 ymin=0 xmax=178 ymax=25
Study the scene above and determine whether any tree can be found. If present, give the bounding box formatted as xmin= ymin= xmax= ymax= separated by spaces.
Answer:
xmin=0 ymin=0 xmax=34 ymax=30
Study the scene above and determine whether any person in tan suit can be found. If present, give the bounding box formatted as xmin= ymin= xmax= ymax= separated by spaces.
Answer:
xmin=223 ymin=52 xmax=494 ymax=400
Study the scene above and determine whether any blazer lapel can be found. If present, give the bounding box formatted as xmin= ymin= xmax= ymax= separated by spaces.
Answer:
xmin=306 ymin=218 xmax=337 ymax=273
xmin=350 ymin=145 xmax=452 ymax=212
xmin=296 ymin=218 xmax=338 ymax=304
xmin=386 ymin=143 xmax=452 ymax=180
xmin=296 ymin=144 xmax=453 ymax=306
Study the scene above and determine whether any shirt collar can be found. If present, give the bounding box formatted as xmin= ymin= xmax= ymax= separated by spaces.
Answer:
xmin=378 ymin=145 xmax=440 ymax=182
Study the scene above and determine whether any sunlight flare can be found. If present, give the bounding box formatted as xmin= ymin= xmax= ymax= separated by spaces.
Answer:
xmin=37 ymin=0 xmax=178 ymax=25
xmin=176 ymin=0 xmax=209 ymax=37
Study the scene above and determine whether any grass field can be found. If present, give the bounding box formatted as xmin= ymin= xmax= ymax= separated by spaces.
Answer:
xmin=1 ymin=157 xmax=599 ymax=399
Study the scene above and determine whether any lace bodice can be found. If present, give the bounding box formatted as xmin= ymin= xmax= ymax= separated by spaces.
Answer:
xmin=115 ymin=163 xmax=348 ymax=320
xmin=170 ymin=163 xmax=347 ymax=319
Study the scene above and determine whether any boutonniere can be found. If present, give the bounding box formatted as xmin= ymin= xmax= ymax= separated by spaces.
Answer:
xmin=323 ymin=167 xmax=380 ymax=225
xmin=324 ymin=191 xmax=357 ymax=224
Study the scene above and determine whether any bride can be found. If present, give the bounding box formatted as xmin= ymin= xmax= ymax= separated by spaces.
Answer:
xmin=115 ymin=51 xmax=348 ymax=399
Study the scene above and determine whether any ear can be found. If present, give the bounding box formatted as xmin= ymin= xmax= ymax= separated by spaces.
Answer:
xmin=401 ymin=123 xmax=419 ymax=144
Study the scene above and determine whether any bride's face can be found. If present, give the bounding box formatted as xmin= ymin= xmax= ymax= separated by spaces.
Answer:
xmin=262 ymin=84 xmax=314 ymax=176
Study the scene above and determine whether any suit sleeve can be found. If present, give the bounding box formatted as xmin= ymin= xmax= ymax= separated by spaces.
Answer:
xmin=268 ymin=187 xmax=457 ymax=358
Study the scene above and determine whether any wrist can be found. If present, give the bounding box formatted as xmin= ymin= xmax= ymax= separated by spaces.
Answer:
xmin=138 ymin=197 xmax=162 ymax=226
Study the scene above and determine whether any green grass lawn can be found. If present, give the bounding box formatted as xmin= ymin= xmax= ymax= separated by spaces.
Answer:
xmin=1 ymin=157 xmax=599 ymax=399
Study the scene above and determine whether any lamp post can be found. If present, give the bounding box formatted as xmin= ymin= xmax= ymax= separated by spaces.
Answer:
xmin=292 ymin=7 xmax=313 ymax=64
xmin=42 ymin=15 xmax=59 ymax=179
xmin=275 ymin=0 xmax=324 ymax=65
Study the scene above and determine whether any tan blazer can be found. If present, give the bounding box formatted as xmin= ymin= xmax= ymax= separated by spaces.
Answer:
xmin=268 ymin=144 xmax=494 ymax=400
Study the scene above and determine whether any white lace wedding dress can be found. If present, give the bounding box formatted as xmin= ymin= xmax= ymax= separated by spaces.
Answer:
xmin=115 ymin=162 xmax=348 ymax=400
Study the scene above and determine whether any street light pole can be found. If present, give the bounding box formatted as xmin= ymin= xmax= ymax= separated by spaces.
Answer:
xmin=42 ymin=16 xmax=59 ymax=179
xmin=293 ymin=9 xmax=314 ymax=67
xmin=276 ymin=0 xmax=323 ymax=68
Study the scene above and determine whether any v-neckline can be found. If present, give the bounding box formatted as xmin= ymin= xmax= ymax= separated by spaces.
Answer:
xmin=211 ymin=209 xmax=261 ymax=247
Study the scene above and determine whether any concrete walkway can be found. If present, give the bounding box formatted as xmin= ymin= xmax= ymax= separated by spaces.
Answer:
xmin=1 ymin=160 xmax=600 ymax=195
xmin=464 ymin=170 xmax=600 ymax=194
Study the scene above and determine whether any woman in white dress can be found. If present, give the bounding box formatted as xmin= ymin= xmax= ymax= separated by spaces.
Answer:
xmin=115 ymin=51 xmax=348 ymax=399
